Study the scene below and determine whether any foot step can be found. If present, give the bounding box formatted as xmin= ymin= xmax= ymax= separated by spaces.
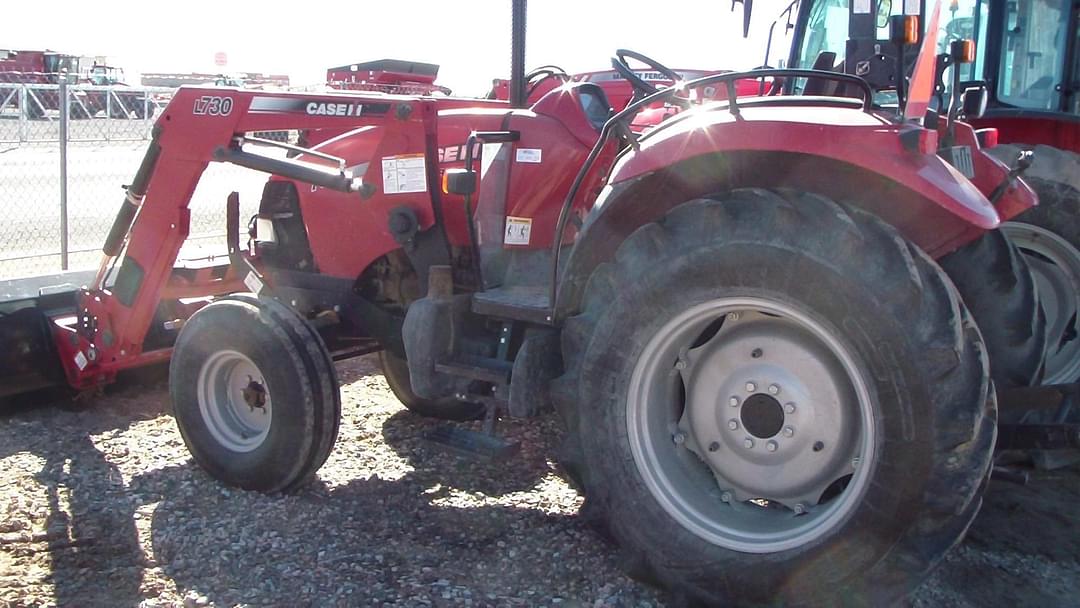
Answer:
xmin=424 ymin=425 xmax=520 ymax=460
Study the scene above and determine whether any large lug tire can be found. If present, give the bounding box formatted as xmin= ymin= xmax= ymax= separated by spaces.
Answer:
xmin=553 ymin=189 xmax=995 ymax=606
xmin=991 ymin=144 xmax=1080 ymax=384
xmin=170 ymin=295 xmax=340 ymax=493
xmin=378 ymin=350 xmax=485 ymax=421
xmin=940 ymin=229 xmax=1047 ymax=388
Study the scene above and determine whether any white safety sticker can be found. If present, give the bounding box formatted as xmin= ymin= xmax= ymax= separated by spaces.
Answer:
xmin=74 ymin=351 xmax=88 ymax=371
xmin=244 ymin=272 xmax=264 ymax=295
xmin=904 ymin=0 xmax=920 ymax=14
xmin=505 ymin=216 xmax=533 ymax=246
xmin=381 ymin=154 xmax=427 ymax=194
xmin=515 ymin=148 xmax=542 ymax=164
xmin=853 ymin=0 xmax=871 ymax=13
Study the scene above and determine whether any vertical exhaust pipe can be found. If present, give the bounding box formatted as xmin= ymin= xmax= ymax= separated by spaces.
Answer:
xmin=510 ymin=0 xmax=528 ymax=108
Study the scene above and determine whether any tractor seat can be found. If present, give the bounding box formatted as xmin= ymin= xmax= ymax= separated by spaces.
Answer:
xmin=576 ymin=82 xmax=615 ymax=131
xmin=804 ymin=52 xmax=841 ymax=96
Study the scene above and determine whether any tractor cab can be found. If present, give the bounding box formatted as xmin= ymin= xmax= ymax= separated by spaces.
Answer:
xmin=787 ymin=0 xmax=1080 ymax=121
xmin=87 ymin=64 xmax=126 ymax=86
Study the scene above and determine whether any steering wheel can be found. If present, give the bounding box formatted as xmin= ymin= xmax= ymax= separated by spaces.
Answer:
xmin=611 ymin=49 xmax=690 ymax=107
xmin=524 ymin=65 xmax=570 ymax=99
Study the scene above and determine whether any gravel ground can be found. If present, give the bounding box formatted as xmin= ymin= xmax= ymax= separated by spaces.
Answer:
xmin=1 ymin=355 xmax=1078 ymax=607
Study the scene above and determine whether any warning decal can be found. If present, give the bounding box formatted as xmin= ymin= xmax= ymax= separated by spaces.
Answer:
xmin=505 ymin=216 xmax=532 ymax=246
xmin=381 ymin=154 xmax=427 ymax=194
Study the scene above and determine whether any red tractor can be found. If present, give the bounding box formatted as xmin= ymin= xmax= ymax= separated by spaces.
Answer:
xmin=786 ymin=0 xmax=1080 ymax=386
xmin=0 ymin=1 xmax=1071 ymax=604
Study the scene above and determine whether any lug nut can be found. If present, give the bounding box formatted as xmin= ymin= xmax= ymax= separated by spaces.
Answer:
xmin=783 ymin=426 xmax=795 ymax=438
xmin=793 ymin=503 xmax=806 ymax=515
xmin=729 ymin=396 xmax=740 ymax=407
xmin=708 ymin=441 xmax=720 ymax=452
xmin=728 ymin=312 xmax=740 ymax=321
xmin=769 ymin=384 xmax=780 ymax=395
xmin=721 ymin=491 xmax=732 ymax=503
xmin=767 ymin=440 xmax=778 ymax=452
xmin=852 ymin=456 xmax=861 ymax=467
xmin=784 ymin=403 xmax=796 ymax=414
xmin=675 ymin=360 xmax=687 ymax=370
xmin=745 ymin=382 xmax=756 ymax=392
xmin=744 ymin=438 xmax=755 ymax=449
xmin=813 ymin=441 xmax=825 ymax=452
xmin=673 ymin=432 xmax=687 ymax=445
xmin=751 ymin=348 xmax=763 ymax=358
xmin=728 ymin=419 xmax=739 ymax=431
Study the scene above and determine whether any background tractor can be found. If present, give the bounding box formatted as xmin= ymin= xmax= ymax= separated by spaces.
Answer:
xmin=785 ymin=0 xmax=1080 ymax=386
xmin=0 ymin=0 xmax=1074 ymax=604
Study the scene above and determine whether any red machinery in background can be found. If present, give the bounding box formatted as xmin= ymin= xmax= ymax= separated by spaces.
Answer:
xmin=0 ymin=49 xmax=150 ymax=118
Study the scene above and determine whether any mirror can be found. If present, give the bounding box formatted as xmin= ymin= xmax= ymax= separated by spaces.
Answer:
xmin=731 ymin=0 xmax=754 ymax=38
xmin=960 ymin=82 xmax=989 ymax=118
xmin=877 ymin=0 xmax=892 ymax=28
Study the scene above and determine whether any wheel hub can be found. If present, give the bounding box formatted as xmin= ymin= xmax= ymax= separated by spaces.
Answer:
xmin=628 ymin=297 xmax=874 ymax=553
xmin=674 ymin=312 xmax=860 ymax=509
xmin=740 ymin=394 xmax=784 ymax=439
xmin=197 ymin=350 xmax=273 ymax=453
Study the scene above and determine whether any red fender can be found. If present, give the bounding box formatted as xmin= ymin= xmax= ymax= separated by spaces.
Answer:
xmin=607 ymin=102 xmax=1003 ymax=241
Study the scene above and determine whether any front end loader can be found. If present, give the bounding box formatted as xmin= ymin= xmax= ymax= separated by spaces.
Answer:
xmin=1 ymin=0 xmax=1072 ymax=604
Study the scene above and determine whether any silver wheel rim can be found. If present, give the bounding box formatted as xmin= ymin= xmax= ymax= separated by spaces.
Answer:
xmin=627 ymin=297 xmax=876 ymax=553
xmin=197 ymin=350 xmax=272 ymax=452
xmin=1003 ymin=222 xmax=1080 ymax=384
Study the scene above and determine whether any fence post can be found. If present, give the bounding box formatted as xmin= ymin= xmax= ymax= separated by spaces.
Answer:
xmin=18 ymin=85 xmax=27 ymax=143
xmin=59 ymin=72 xmax=70 ymax=271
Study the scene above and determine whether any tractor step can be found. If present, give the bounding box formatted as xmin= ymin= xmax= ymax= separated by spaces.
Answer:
xmin=434 ymin=354 xmax=512 ymax=384
xmin=472 ymin=285 xmax=552 ymax=324
xmin=423 ymin=425 xmax=520 ymax=460
xmin=424 ymin=399 xmax=519 ymax=460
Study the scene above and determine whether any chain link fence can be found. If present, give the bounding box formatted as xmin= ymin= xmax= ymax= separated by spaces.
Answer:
xmin=1 ymin=82 xmax=266 ymax=279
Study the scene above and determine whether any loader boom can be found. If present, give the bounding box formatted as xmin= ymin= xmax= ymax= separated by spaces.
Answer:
xmin=62 ymin=87 xmax=466 ymax=391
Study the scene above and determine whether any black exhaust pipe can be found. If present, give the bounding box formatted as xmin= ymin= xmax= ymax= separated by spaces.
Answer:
xmin=510 ymin=0 xmax=528 ymax=108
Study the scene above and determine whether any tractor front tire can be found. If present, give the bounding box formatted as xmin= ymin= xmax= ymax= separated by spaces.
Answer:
xmin=378 ymin=350 xmax=485 ymax=421
xmin=170 ymin=296 xmax=340 ymax=493
xmin=554 ymin=189 xmax=994 ymax=606
xmin=940 ymin=229 xmax=1046 ymax=388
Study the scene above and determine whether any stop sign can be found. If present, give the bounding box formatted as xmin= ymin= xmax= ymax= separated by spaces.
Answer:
xmin=214 ymin=52 xmax=228 ymax=67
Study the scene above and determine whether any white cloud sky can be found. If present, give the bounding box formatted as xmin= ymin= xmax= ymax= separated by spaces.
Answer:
xmin=3 ymin=0 xmax=792 ymax=96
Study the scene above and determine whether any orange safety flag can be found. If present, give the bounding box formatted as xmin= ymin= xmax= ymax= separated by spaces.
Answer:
xmin=903 ymin=0 xmax=942 ymax=122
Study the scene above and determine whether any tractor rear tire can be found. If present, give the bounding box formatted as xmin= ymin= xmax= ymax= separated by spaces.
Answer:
xmin=1004 ymin=182 xmax=1080 ymax=385
xmin=378 ymin=350 xmax=485 ymax=421
xmin=170 ymin=295 xmax=340 ymax=493
xmin=939 ymin=229 xmax=1047 ymax=388
xmin=554 ymin=189 xmax=994 ymax=606
xmin=991 ymin=144 xmax=1080 ymax=384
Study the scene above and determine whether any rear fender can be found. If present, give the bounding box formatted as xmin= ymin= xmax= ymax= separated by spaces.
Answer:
xmin=554 ymin=145 xmax=1001 ymax=320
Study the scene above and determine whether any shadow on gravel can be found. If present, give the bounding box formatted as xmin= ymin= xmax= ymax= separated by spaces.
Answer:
xmin=0 ymin=374 xmax=168 ymax=607
xmin=136 ymin=401 xmax=642 ymax=606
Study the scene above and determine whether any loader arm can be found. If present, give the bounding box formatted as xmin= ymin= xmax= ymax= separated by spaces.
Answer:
xmin=61 ymin=87 xmax=448 ymax=391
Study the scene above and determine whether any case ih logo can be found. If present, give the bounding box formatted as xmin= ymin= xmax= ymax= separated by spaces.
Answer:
xmin=437 ymin=142 xmax=482 ymax=164
xmin=306 ymin=102 xmax=367 ymax=116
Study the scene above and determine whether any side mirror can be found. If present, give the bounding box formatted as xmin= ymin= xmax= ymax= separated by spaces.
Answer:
xmin=877 ymin=0 xmax=893 ymax=29
xmin=731 ymin=0 xmax=754 ymax=38
xmin=959 ymin=82 xmax=988 ymax=119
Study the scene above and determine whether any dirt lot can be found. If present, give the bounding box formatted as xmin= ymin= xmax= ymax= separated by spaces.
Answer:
xmin=1 ymin=355 xmax=1078 ymax=607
